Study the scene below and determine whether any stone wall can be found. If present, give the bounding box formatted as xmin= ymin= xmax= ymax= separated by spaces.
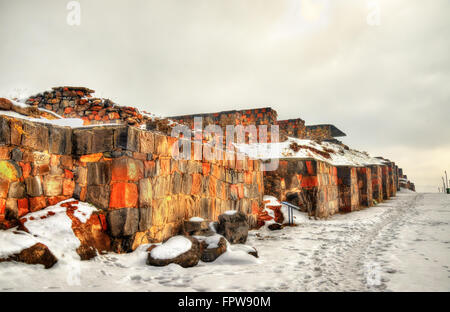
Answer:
xmin=370 ymin=165 xmax=383 ymax=203
xmin=0 ymin=116 xmax=76 ymax=228
xmin=277 ymin=118 xmax=306 ymax=140
xmin=337 ymin=167 xmax=359 ymax=212
xmin=0 ymin=114 xmax=263 ymax=251
xmin=263 ymin=159 xmax=338 ymax=218
xmin=357 ymin=167 xmax=373 ymax=207
xmin=381 ymin=165 xmax=391 ymax=200
xmin=167 ymin=108 xmax=280 ymax=143
xmin=25 ymin=87 xmax=149 ymax=127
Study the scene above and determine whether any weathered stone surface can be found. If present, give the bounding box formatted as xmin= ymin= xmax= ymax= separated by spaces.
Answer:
xmin=139 ymin=130 xmax=155 ymax=153
xmin=86 ymin=185 xmax=110 ymax=210
xmin=21 ymin=122 xmax=49 ymax=151
xmin=109 ymin=182 xmax=138 ymax=209
xmin=87 ymin=162 xmax=111 ymax=185
xmin=0 ymin=160 xmax=21 ymax=181
xmin=183 ymin=219 xmax=211 ymax=236
xmin=111 ymin=158 xmax=144 ymax=182
xmin=0 ymin=118 xmax=11 ymax=146
xmin=29 ymin=196 xmax=47 ymax=212
xmin=5 ymin=198 xmax=18 ymax=219
xmin=146 ymin=236 xmax=202 ymax=268
xmin=268 ymin=223 xmax=283 ymax=231
xmin=0 ymin=98 xmax=13 ymax=110
xmin=8 ymin=181 xmax=26 ymax=198
xmin=10 ymin=148 xmax=22 ymax=162
xmin=0 ymin=243 xmax=57 ymax=269
xmin=107 ymin=207 xmax=139 ymax=237
xmin=138 ymin=207 xmax=152 ymax=231
xmin=91 ymin=127 xmax=114 ymax=153
xmin=48 ymin=125 xmax=72 ymax=155
xmin=43 ymin=175 xmax=63 ymax=196
xmin=216 ymin=211 xmax=249 ymax=244
xmin=138 ymin=178 xmax=153 ymax=208
xmin=199 ymin=236 xmax=227 ymax=262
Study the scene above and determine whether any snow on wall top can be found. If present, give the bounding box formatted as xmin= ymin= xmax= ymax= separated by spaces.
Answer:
xmin=236 ymin=137 xmax=387 ymax=167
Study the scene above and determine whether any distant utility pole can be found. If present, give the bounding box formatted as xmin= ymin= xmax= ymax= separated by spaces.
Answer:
xmin=443 ymin=177 xmax=446 ymax=192
xmin=445 ymin=171 xmax=448 ymax=189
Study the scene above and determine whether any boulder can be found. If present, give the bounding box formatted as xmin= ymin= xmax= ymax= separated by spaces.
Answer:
xmin=146 ymin=235 xmax=202 ymax=268
xmin=0 ymin=98 xmax=12 ymax=110
xmin=182 ymin=218 xmax=213 ymax=236
xmin=216 ymin=211 xmax=248 ymax=244
xmin=0 ymin=243 xmax=57 ymax=269
xmin=268 ymin=223 xmax=283 ymax=231
xmin=198 ymin=236 xmax=227 ymax=262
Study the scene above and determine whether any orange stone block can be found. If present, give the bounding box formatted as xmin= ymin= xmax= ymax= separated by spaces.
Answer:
xmin=0 ymin=181 xmax=9 ymax=198
xmin=251 ymin=201 xmax=260 ymax=214
xmin=208 ymin=177 xmax=217 ymax=198
xmin=191 ymin=173 xmax=202 ymax=195
xmin=80 ymin=153 xmax=103 ymax=163
xmin=244 ymin=172 xmax=252 ymax=184
xmin=47 ymin=196 xmax=69 ymax=206
xmin=160 ymin=158 xmax=171 ymax=175
xmin=17 ymin=198 xmax=29 ymax=217
xmin=238 ymin=184 xmax=244 ymax=199
xmin=202 ymin=163 xmax=210 ymax=176
xmin=111 ymin=159 xmax=143 ymax=182
xmin=64 ymin=107 xmax=73 ymax=114
xmin=0 ymin=147 xmax=9 ymax=159
xmin=109 ymin=182 xmax=138 ymax=209
xmin=29 ymin=196 xmax=47 ymax=212
xmin=63 ymin=179 xmax=75 ymax=196
xmin=301 ymin=176 xmax=318 ymax=188
xmin=0 ymin=198 xmax=6 ymax=220
xmin=64 ymin=169 xmax=74 ymax=179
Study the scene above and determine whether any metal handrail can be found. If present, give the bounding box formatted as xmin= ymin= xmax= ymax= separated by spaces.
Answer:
xmin=281 ymin=201 xmax=302 ymax=225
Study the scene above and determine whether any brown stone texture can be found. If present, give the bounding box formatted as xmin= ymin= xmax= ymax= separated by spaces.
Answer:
xmin=263 ymin=159 xmax=338 ymax=219
xmin=337 ymin=166 xmax=359 ymax=213
xmin=370 ymin=165 xmax=383 ymax=203
xmin=0 ymin=243 xmax=57 ymax=269
xmin=357 ymin=167 xmax=373 ymax=207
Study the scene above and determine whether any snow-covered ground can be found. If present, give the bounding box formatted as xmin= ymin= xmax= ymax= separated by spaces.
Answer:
xmin=0 ymin=190 xmax=449 ymax=292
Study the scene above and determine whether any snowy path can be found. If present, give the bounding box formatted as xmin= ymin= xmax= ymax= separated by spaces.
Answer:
xmin=1 ymin=190 xmax=449 ymax=292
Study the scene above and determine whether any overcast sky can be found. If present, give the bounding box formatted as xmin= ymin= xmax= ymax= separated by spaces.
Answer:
xmin=1 ymin=0 xmax=449 ymax=192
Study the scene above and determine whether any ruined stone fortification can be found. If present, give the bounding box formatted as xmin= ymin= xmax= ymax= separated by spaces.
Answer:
xmin=0 ymin=86 xmax=416 ymax=256
xmin=0 ymin=95 xmax=263 ymax=252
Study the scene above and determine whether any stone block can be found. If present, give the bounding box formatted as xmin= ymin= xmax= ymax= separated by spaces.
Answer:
xmin=5 ymin=198 xmax=17 ymax=220
xmin=107 ymin=208 xmax=139 ymax=237
xmin=0 ymin=117 xmax=10 ymax=146
xmin=29 ymin=196 xmax=47 ymax=212
xmin=87 ymin=161 xmax=111 ymax=185
xmin=109 ymin=182 xmax=138 ymax=209
xmin=48 ymin=125 xmax=72 ymax=155
xmin=171 ymin=172 xmax=182 ymax=194
xmin=21 ymin=122 xmax=49 ymax=151
xmin=139 ymin=178 xmax=153 ymax=208
xmin=138 ymin=207 xmax=152 ymax=231
xmin=91 ymin=127 xmax=115 ymax=153
xmin=0 ymin=181 xmax=9 ymax=198
xmin=8 ymin=181 xmax=26 ymax=198
xmin=0 ymin=160 xmax=22 ymax=181
xmin=62 ymin=179 xmax=75 ymax=196
xmin=111 ymin=158 xmax=144 ymax=182
xmin=139 ymin=130 xmax=155 ymax=153
xmin=86 ymin=185 xmax=110 ymax=210
xmin=43 ymin=176 xmax=63 ymax=197
xmin=25 ymin=176 xmax=43 ymax=197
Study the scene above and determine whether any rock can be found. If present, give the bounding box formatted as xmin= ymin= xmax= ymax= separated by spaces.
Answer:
xmin=268 ymin=223 xmax=283 ymax=231
xmin=0 ymin=243 xmax=58 ymax=269
xmin=182 ymin=219 xmax=211 ymax=236
xmin=106 ymin=207 xmax=139 ymax=237
xmin=216 ymin=211 xmax=249 ymax=244
xmin=146 ymin=236 xmax=202 ymax=268
xmin=0 ymin=98 xmax=13 ymax=110
xmin=199 ymin=236 xmax=227 ymax=262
